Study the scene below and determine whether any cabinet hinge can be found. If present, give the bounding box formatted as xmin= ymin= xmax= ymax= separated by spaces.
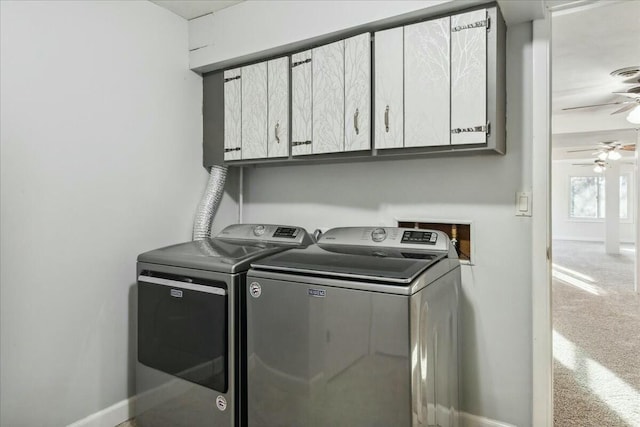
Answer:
xmin=292 ymin=140 xmax=312 ymax=147
xmin=451 ymin=122 xmax=490 ymax=135
xmin=224 ymin=147 xmax=241 ymax=153
xmin=452 ymin=18 xmax=490 ymax=32
xmin=224 ymin=76 xmax=241 ymax=83
xmin=292 ymin=58 xmax=311 ymax=68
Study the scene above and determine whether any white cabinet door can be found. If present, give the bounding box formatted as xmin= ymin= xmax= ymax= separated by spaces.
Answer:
xmin=374 ymin=27 xmax=404 ymax=150
xmin=291 ymin=50 xmax=313 ymax=156
xmin=223 ymin=68 xmax=242 ymax=161
xmin=241 ymin=62 xmax=268 ymax=160
xmin=312 ymin=40 xmax=345 ymax=155
xmin=404 ymin=17 xmax=450 ymax=147
xmin=451 ymin=9 xmax=487 ymax=145
xmin=267 ymin=57 xmax=289 ymax=158
xmin=344 ymin=33 xmax=371 ymax=152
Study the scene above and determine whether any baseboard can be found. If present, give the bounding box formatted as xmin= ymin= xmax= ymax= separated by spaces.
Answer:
xmin=460 ymin=412 xmax=517 ymax=427
xmin=66 ymin=399 xmax=515 ymax=427
xmin=67 ymin=397 xmax=132 ymax=427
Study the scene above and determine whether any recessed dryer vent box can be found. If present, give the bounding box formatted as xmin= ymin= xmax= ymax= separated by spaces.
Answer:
xmin=396 ymin=219 xmax=473 ymax=264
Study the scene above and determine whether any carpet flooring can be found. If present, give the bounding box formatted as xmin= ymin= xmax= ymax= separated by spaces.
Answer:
xmin=552 ymin=240 xmax=639 ymax=427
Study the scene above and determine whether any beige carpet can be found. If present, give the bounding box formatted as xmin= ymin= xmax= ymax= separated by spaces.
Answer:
xmin=552 ymin=240 xmax=640 ymax=427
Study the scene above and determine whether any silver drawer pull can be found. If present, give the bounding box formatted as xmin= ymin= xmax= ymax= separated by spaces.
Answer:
xmin=275 ymin=122 xmax=280 ymax=144
xmin=384 ymin=105 xmax=390 ymax=133
xmin=354 ymin=108 xmax=360 ymax=135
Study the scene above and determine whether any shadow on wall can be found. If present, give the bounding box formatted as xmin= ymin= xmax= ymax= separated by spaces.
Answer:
xmin=244 ymin=152 xmax=524 ymax=213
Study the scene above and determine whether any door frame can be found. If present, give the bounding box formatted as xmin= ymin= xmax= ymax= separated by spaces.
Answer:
xmin=531 ymin=9 xmax=553 ymax=427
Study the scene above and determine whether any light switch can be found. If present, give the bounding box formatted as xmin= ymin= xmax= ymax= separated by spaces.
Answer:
xmin=516 ymin=191 xmax=532 ymax=217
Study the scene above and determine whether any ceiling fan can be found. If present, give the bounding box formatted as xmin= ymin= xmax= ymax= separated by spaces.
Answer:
xmin=572 ymin=157 xmax=634 ymax=173
xmin=572 ymin=159 xmax=608 ymax=173
xmin=567 ymin=140 xmax=636 ymax=162
xmin=562 ymin=66 xmax=640 ymax=124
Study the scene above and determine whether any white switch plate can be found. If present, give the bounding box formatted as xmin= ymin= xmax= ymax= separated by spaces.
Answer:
xmin=516 ymin=191 xmax=532 ymax=217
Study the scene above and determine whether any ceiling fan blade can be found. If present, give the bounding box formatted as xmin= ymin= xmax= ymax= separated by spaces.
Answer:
xmin=620 ymin=144 xmax=636 ymax=151
xmin=566 ymin=148 xmax=599 ymax=153
xmin=611 ymin=104 xmax=637 ymax=115
xmin=612 ymin=86 xmax=640 ymax=99
xmin=561 ymin=101 xmax=629 ymax=111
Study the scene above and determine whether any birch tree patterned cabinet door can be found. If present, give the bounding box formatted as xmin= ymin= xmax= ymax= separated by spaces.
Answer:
xmin=451 ymin=9 xmax=488 ymax=145
xmin=404 ymin=17 xmax=450 ymax=147
xmin=241 ymin=62 xmax=268 ymax=160
xmin=223 ymin=68 xmax=242 ymax=161
xmin=312 ymin=40 xmax=345 ymax=155
xmin=267 ymin=57 xmax=289 ymax=158
xmin=374 ymin=27 xmax=404 ymax=150
xmin=291 ymin=50 xmax=313 ymax=156
xmin=344 ymin=33 xmax=371 ymax=152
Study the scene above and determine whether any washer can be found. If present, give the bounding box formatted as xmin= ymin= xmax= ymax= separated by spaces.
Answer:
xmin=134 ymin=224 xmax=313 ymax=427
xmin=246 ymin=227 xmax=461 ymax=427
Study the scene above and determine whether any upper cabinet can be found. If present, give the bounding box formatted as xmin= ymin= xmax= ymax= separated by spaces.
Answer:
xmin=212 ymin=6 xmax=504 ymax=166
xmin=223 ymin=56 xmax=290 ymax=161
xmin=267 ymin=57 xmax=290 ymax=158
xmin=344 ymin=33 xmax=371 ymax=152
xmin=223 ymin=68 xmax=242 ymax=161
xmin=404 ymin=17 xmax=450 ymax=148
xmin=292 ymin=33 xmax=371 ymax=157
xmin=374 ymin=7 xmax=504 ymax=153
xmin=451 ymin=9 xmax=488 ymax=145
xmin=374 ymin=28 xmax=403 ymax=150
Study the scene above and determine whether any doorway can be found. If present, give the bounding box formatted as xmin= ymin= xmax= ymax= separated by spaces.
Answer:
xmin=550 ymin=1 xmax=640 ymax=425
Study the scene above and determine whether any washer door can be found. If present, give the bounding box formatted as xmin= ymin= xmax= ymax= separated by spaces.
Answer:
xmin=138 ymin=271 xmax=228 ymax=392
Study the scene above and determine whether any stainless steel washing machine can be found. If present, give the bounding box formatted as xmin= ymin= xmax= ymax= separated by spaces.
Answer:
xmin=246 ymin=227 xmax=461 ymax=427
xmin=134 ymin=224 xmax=313 ymax=427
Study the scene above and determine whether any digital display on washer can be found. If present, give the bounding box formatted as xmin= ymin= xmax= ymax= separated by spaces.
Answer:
xmin=401 ymin=231 xmax=437 ymax=245
xmin=273 ymin=227 xmax=299 ymax=238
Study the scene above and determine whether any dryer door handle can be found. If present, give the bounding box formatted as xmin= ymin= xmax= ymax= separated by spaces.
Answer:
xmin=138 ymin=275 xmax=226 ymax=296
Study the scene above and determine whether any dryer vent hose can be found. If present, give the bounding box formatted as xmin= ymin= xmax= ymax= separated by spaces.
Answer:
xmin=192 ymin=165 xmax=228 ymax=240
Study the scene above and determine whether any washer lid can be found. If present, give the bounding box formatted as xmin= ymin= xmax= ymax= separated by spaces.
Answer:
xmin=138 ymin=239 xmax=290 ymax=274
xmin=251 ymin=244 xmax=448 ymax=284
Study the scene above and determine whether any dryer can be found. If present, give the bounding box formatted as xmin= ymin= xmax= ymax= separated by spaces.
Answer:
xmin=246 ymin=227 xmax=461 ymax=427
xmin=134 ymin=224 xmax=313 ymax=427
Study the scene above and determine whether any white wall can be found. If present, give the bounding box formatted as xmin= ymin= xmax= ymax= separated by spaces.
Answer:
xmin=552 ymin=161 xmax=636 ymax=242
xmin=236 ymin=20 xmax=535 ymax=427
xmin=0 ymin=2 xmax=237 ymax=426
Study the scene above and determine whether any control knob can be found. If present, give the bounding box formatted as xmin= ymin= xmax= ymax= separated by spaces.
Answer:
xmin=371 ymin=228 xmax=387 ymax=242
xmin=253 ymin=225 xmax=266 ymax=236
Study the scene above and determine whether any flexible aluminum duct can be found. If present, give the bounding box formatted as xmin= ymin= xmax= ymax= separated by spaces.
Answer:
xmin=192 ymin=165 xmax=228 ymax=240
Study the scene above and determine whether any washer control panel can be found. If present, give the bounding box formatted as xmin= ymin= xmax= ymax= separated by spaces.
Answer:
xmin=319 ymin=227 xmax=449 ymax=251
xmin=217 ymin=224 xmax=312 ymax=245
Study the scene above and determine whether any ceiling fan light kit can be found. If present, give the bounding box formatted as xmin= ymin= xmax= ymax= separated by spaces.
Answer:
xmin=627 ymin=104 xmax=640 ymax=124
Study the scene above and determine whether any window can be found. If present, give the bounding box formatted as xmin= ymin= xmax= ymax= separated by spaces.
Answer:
xmin=569 ymin=175 xmax=629 ymax=219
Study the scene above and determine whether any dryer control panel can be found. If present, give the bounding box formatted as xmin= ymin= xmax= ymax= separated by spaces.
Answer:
xmin=318 ymin=227 xmax=450 ymax=252
xmin=216 ymin=224 xmax=314 ymax=245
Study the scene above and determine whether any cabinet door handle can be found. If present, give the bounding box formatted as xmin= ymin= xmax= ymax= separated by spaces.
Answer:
xmin=354 ymin=109 xmax=360 ymax=135
xmin=384 ymin=105 xmax=390 ymax=133
xmin=275 ymin=122 xmax=280 ymax=144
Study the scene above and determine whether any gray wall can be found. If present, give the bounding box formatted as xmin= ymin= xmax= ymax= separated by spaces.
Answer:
xmin=241 ymin=22 xmax=534 ymax=427
xmin=0 ymin=2 xmax=237 ymax=425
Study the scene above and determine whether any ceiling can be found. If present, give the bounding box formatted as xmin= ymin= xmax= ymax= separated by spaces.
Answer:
xmin=150 ymin=0 xmax=242 ymax=20
xmin=551 ymin=0 xmax=640 ymax=158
